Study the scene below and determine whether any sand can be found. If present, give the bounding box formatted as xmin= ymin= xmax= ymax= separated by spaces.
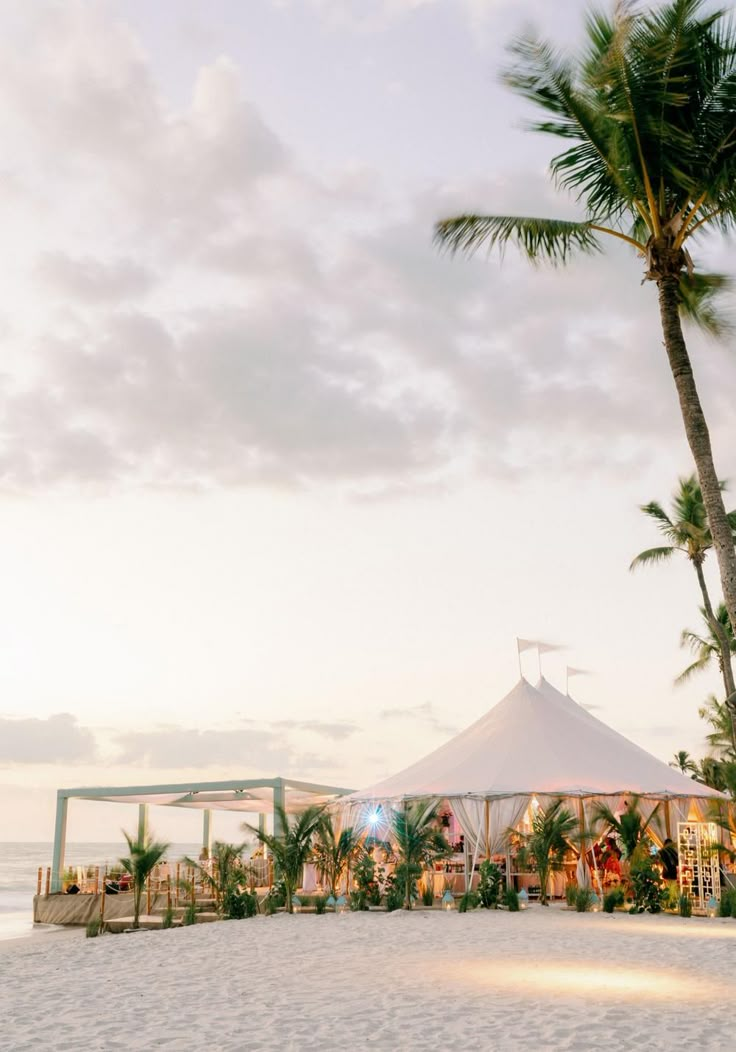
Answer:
xmin=2 ymin=906 xmax=735 ymax=1051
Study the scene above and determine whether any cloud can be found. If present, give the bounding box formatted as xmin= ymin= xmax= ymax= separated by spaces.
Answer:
xmin=34 ymin=253 xmax=155 ymax=304
xmin=0 ymin=713 xmax=97 ymax=764
xmin=271 ymin=718 xmax=359 ymax=741
xmin=0 ymin=3 xmax=731 ymax=495
xmin=112 ymin=725 xmax=337 ymax=770
xmin=379 ymin=701 xmax=458 ymax=736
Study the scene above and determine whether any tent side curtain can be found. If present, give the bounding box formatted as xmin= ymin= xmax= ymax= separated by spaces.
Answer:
xmin=452 ymin=796 xmax=531 ymax=856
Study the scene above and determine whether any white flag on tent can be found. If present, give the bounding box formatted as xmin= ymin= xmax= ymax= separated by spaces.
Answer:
xmin=517 ymin=638 xmax=565 ymax=653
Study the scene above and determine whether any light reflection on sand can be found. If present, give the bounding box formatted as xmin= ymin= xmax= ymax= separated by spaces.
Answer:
xmin=443 ymin=959 xmax=726 ymax=1001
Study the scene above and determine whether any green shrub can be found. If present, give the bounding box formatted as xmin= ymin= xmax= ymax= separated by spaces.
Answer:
xmin=603 ymin=888 xmax=625 ymax=913
xmin=458 ymin=890 xmax=481 ymax=913
xmin=85 ymin=918 xmax=101 ymax=938
xmin=718 ymin=889 xmax=736 ymax=917
xmin=679 ymin=894 xmax=693 ymax=918
xmin=225 ymin=890 xmax=258 ymax=919
xmin=574 ymin=887 xmax=593 ymax=912
xmin=629 ymin=858 xmax=665 ymax=914
xmin=349 ymin=890 xmax=368 ymax=911
xmin=161 ymin=904 xmax=174 ymax=929
xmin=565 ymin=883 xmax=577 ymax=908
xmin=384 ymin=874 xmax=404 ymax=912
xmin=313 ymin=895 xmax=328 ymax=915
xmin=183 ymin=903 xmax=198 ymax=926
xmin=421 ymin=883 xmax=435 ymax=907
xmin=354 ymin=852 xmax=382 ymax=907
xmin=503 ymin=887 xmax=520 ymax=912
xmin=478 ymin=861 xmax=502 ymax=909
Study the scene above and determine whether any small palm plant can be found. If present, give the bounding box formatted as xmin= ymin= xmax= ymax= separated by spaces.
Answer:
xmin=390 ymin=803 xmax=451 ymax=910
xmin=184 ymin=840 xmax=248 ymax=918
xmin=516 ymin=800 xmax=578 ymax=906
xmin=243 ymin=805 xmax=324 ymax=914
xmin=312 ymin=814 xmax=361 ymax=898
xmin=120 ymin=831 xmax=170 ymax=929
xmin=591 ymin=797 xmax=659 ymax=860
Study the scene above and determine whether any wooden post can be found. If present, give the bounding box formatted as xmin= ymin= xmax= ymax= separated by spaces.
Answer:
xmin=100 ymin=867 xmax=107 ymax=929
xmin=45 ymin=867 xmax=51 ymax=896
xmin=94 ymin=866 xmax=100 ymax=895
xmin=665 ymin=799 xmax=672 ymax=841
xmin=146 ymin=873 xmax=152 ymax=917
xmin=36 ymin=867 xmax=42 ymax=895
xmin=175 ymin=862 xmax=181 ymax=906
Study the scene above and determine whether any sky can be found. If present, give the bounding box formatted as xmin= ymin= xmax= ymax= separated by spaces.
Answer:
xmin=1 ymin=0 xmax=735 ymax=843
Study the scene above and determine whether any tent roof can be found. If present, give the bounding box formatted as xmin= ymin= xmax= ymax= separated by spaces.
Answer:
xmin=347 ymin=677 xmax=723 ymax=802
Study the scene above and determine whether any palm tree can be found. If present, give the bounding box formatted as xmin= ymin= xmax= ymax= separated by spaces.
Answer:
xmin=184 ymin=840 xmax=248 ymax=918
xmin=517 ymin=799 xmax=578 ymax=906
xmin=390 ymin=803 xmax=451 ymax=910
xmin=680 ymin=604 xmax=736 ymax=683
xmin=697 ymin=693 xmax=736 ymax=759
xmin=243 ymin=805 xmax=324 ymax=913
xmin=670 ymin=749 xmax=697 ymax=775
xmin=693 ymin=754 xmax=728 ymax=792
xmin=434 ymin=0 xmax=736 ymax=667
xmin=631 ymin=477 xmax=736 ymax=705
xmin=312 ymin=814 xmax=361 ymax=898
xmin=591 ymin=797 xmax=659 ymax=860
xmin=120 ymin=831 xmax=170 ymax=929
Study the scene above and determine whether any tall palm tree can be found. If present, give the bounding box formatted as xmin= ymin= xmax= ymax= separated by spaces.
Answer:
xmin=697 ymin=693 xmax=736 ymax=759
xmin=312 ymin=814 xmax=361 ymax=898
xmin=591 ymin=797 xmax=659 ymax=860
xmin=679 ymin=604 xmax=736 ymax=684
xmin=390 ymin=803 xmax=451 ymax=910
xmin=120 ymin=831 xmax=170 ymax=929
xmin=517 ymin=799 xmax=578 ymax=906
xmin=435 ymin=0 xmax=736 ymax=665
xmin=631 ymin=476 xmax=736 ymax=704
xmin=669 ymin=749 xmax=697 ymax=775
xmin=243 ymin=804 xmax=324 ymax=914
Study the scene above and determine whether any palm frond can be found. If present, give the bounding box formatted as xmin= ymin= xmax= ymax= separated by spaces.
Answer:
xmin=434 ymin=215 xmax=600 ymax=265
xmin=629 ymin=546 xmax=676 ymax=570
xmin=678 ymin=271 xmax=734 ymax=337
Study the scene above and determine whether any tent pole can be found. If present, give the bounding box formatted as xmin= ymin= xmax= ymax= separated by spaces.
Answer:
xmin=202 ymin=809 xmax=212 ymax=859
xmin=664 ymin=799 xmax=672 ymax=841
xmin=484 ymin=799 xmax=490 ymax=861
xmin=50 ymin=793 xmax=68 ymax=894
xmin=137 ymin=804 xmax=149 ymax=844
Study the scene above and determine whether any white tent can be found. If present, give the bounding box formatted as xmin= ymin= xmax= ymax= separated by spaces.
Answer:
xmin=343 ymin=677 xmax=725 ymax=861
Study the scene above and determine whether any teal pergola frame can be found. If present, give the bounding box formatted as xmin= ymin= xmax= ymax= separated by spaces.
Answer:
xmin=50 ymin=775 xmax=353 ymax=893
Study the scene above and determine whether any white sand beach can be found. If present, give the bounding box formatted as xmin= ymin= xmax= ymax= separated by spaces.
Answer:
xmin=2 ymin=907 xmax=735 ymax=1051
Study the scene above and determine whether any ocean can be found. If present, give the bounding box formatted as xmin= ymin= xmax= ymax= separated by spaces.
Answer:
xmin=0 ymin=842 xmax=201 ymax=942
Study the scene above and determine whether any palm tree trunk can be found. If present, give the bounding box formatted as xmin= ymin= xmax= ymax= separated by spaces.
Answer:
xmin=658 ymin=276 xmax=736 ymax=715
xmin=693 ymin=561 xmax=736 ymax=729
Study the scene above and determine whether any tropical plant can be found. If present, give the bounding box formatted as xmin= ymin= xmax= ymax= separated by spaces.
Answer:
xmin=312 ymin=814 xmax=361 ymax=898
xmin=458 ymin=889 xmax=481 ymax=912
xmin=516 ymin=799 xmax=578 ymax=905
xmin=591 ymin=797 xmax=658 ymax=859
xmin=184 ymin=840 xmax=249 ymax=919
xmin=85 ymin=917 xmax=101 ymax=938
xmin=384 ymin=873 xmax=404 ymax=912
xmin=679 ymin=893 xmax=693 ymax=918
xmin=670 ymin=749 xmax=697 ymax=775
xmin=161 ymin=903 xmax=175 ymax=929
xmin=631 ymin=477 xmax=736 ymax=712
xmin=353 ymin=850 xmax=382 ymax=907
xmin=119 ymin=831 xmax=170 ymax=929
xmin=243 ymin=804 xmax=324 ymax=914
xmin=434 ymin=0 xmax=736 ymax=661
xmin=698 ymin=694 xmax=736 ymax=759
xmin=477 ymin=860 xmax=503 ymax=909
xmin=603 ymin=887 xmax=625 ymax=913
xmin=182 ymin=902 xmax=198 ymax=925
xmin=629 ymin=856 xmax=665 ymax=914
xmin=677 ymin=610 xmax=736 ymax=698
xmin=575 ymin=886 xmax=594 ymax=912
xmin=390 ymin=803 xmax=452 ymax=910
xmin=503 ymin=887 xmax=520 ymax=912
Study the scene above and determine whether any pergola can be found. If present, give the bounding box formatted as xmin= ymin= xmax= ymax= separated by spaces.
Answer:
xmin=50 ymin=775 xmax=353 ymax=893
